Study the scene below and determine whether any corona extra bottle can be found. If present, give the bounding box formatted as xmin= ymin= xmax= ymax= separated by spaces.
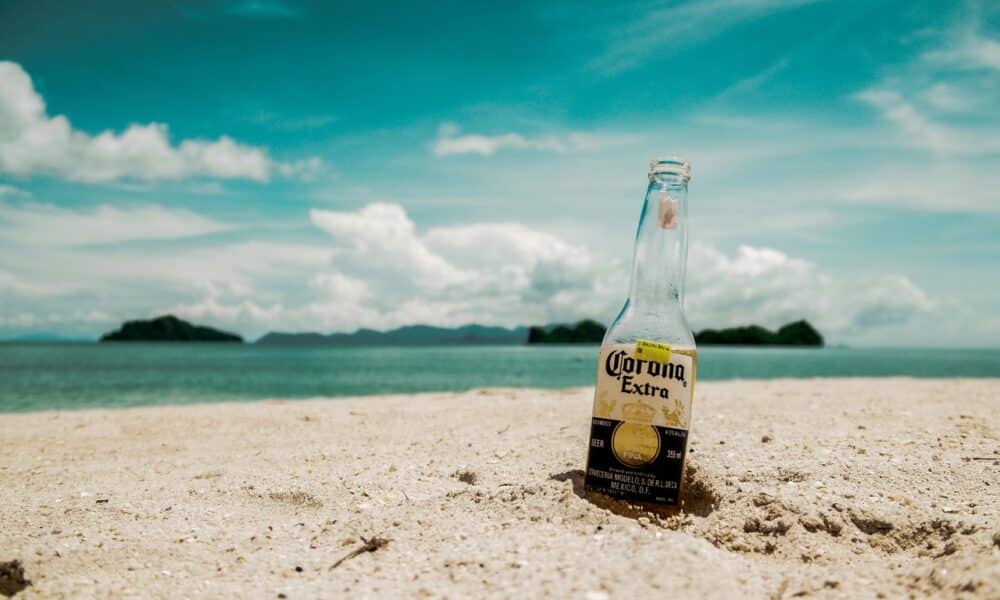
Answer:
xmin=585 ymin=157 xmax=696 ymax=506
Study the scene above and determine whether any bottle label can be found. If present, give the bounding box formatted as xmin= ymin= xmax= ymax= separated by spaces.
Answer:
xmin=585 ymin=343 xmax=695 ymax=505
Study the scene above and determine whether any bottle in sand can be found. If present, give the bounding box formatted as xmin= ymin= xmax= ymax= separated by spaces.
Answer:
xmin=584 ymin=156 xmax=696 ymax=507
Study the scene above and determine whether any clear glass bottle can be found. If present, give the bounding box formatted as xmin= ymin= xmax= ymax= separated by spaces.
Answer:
xmin=584 ymin=156 xmax=696 ymax=507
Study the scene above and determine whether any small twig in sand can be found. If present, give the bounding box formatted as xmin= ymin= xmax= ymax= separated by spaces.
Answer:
xmin=970 ymin=456 xmax=998 ymax=461
xmin=329 ymin=536 xmax=390 ymax=570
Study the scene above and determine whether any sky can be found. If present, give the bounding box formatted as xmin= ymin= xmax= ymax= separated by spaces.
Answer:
xmin=0 ymin=0 xmax=997 ymax=345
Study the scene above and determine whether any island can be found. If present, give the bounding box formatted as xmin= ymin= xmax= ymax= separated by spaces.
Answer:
xmin=256 ymin=324 xmax=527 ymax=346
xmin=255 ymin=319 xmax=823 ymax=347
xmin=100 ymin=315 xmax=243 ymax=343
xmin=694 ymin=319 xmax=823 ymax=346
xmin=527 ymin=319 xmax=823 ymax=346
xmin=526 ymin=319 xmax=606 ymax=344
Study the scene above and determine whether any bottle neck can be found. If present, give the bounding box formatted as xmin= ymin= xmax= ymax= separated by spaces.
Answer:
xmin=626 ymin=173 xmax=689 ymax=314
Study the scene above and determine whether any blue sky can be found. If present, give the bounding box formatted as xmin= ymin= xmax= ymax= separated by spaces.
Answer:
xmin=0 ymin=0 xmax=997 ymax=345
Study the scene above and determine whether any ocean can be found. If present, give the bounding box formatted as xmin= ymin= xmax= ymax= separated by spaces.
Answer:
xmin=1 ymin=343 xmax=998 ymax=413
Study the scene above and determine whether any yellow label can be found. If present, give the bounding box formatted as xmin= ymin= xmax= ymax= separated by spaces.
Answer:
xmin=635 ymin=339 xmax=671 ymax=363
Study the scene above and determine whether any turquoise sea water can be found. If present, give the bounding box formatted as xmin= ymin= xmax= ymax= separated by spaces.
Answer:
xmin=1 ymin=344 xmax=998 ymax=413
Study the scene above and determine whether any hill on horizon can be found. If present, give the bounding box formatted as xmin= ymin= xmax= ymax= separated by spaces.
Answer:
xmin=256 ymin=324 xmax=529 ymax=346
xmin=257 ymin=318 xmax=823 ymax=347
xmin=11 ymin=317 xmax=825 ymax=347
xmin=527 ymin=319 xmax=606 ymax=344
xmin=100 ymin=315 xmax=243 ymax=343
xmin=526 ymin=318 xmax=824 ymax=346
xmin=695 ymin=320 xmax=823 ymax=346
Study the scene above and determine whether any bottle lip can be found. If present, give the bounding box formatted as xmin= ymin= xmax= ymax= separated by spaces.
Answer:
xmin=649 ymin=156 xmax=691 ymax=182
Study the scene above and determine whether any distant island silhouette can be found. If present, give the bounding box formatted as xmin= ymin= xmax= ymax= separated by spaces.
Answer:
xmin=100 ymin=315 xmax=243 ymax=343
xmin=253 ymin=318 xmax=822 ymax=347
xmin=695 ymin=320 xmax=823 ymax=346
xmin=527 ymin=320 xmax=606 ymax=344
xmin=527 ymin=319 xmax=823 ymax=346
xmin=96 ymin=315 xmax=820 ymax=347
xmin=257 ymin=324 xmax=527 ymax=346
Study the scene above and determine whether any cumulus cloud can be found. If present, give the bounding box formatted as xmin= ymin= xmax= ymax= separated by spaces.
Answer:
xmin=150 ymin=205 xmax=938 ymax=342
xmin=0 ymin=61 xmax=319 ymax=183
xmin=304 ymin=203 xmax=609 ymax=327
xmin=310 ymin=203 xmax=467 ymax=289
xmin=0 ymin=200 xmax=948 ymax=342
xmin=686 ymin=244 xmax=933 ymax=336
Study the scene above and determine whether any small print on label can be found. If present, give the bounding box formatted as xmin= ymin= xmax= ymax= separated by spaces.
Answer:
xmin=635 ymin=339 xmax=671 ymax=363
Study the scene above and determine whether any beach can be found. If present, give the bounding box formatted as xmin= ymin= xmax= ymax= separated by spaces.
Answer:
xmin=1 ymin=378 xmax=998 ymax=598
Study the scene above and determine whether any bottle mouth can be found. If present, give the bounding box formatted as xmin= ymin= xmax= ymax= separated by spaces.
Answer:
xmin=649 ymin=156 xmax=691 ymax=182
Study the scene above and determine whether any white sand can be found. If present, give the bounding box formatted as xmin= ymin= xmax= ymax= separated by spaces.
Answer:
xmin=1 ymin=378 xmax=998 ymax=598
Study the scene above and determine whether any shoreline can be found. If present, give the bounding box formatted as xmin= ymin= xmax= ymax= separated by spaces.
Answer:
xmin=2 ymin=378 xmax=998 ymax=597
xmin=5 ymin=376 xmax=1000 ymax=416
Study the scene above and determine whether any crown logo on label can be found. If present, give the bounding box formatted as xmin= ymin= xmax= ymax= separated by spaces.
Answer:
xmin=596 ymin=396 xmax=617 ymax=418
xmin=622 ymin=400 xmax=656 ymax=424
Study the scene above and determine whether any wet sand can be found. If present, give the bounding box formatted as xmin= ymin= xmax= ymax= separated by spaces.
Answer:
xmin=1 ymin=378 xmax=998 ymax=598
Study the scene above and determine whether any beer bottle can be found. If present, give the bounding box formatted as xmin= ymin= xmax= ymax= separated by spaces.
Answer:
xmin=584 ymin=157 xmax=696 ymax=507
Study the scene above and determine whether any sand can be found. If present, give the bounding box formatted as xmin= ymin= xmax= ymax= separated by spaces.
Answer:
xmin=1 ymin=378 xmax=998 ymax=598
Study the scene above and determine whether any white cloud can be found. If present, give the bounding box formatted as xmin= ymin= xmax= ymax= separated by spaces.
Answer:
xmin=686 ymin=244 xmax=933 ymax=336
xmin=0 ymin=200 xmax=963 ymax=343
xmin=0 ymin=270 xmax=70 ymax=296
xmin=842 ymin=163 xmax=1000 ymax=213
xmin=310 ymin=202 xmax=467 ymax=288
xmin=0 ymin=200 xmax=228 ymax=246
xmin=431 ymin=123 xmax=606 ymax=157
xmin=310 ymin=272 xmax=372 ymax=304
xmin=922 ymin=83 xmax=976 ymax=113
xmin=853 ymin=14 xmax=1000 ymax=157
xmin=588 ymin=0 xmax=820 ymax=74
xmin=277 ymin=156 xmax=325 ymax=181
xmin=853 ymin=89 xmax=976 ymax=155
xmin=431 ymin=123 xmax=563 ymax=157
xmin=0 ymin=184 xmax=29 ymax=199
xmin=845 ymin=12 xmax=999 ymax=214
xmin=922 ymin=27 xmax=1000 ymax=72
xmin=0 ymin=61 xmax=319 ymax=183
xmin=303 ymin=204 xmax=611 ymax=328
